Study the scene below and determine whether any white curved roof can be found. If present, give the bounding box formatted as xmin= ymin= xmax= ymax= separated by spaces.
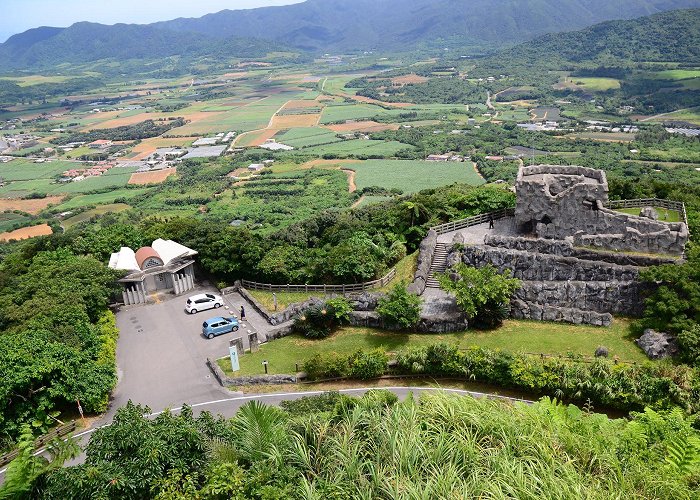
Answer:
xmin=108 ymin=239 xmax=197 ymax=271
xmin=108 ymin=247 xmax=139 ymax=271
xmin=151 ymin=238 xmax=197 ymax=265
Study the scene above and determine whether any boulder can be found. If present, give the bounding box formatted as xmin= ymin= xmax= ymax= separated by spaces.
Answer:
xmin=639 ymin=206 xmax=658 ymax=220
xmin=635 ymin=329 xmax=678 ymax=359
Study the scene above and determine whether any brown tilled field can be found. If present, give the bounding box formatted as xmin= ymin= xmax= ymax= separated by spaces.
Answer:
xmin=325 ymin=121 xmax=400 ymax=133
xmin=236 ymin=129 xmax=280 ymax=147
xmin=282 ymin=99 xmax=323 ymax=109
xmin=128 ymin=167 xmax=177 ymax=185
xmin=0 ymin=223 xmax=53 ymax=242
xmin=391 ymin=74 xmax=429 ymax=85
xmin=0 ymin=196 xmax=64 ymax=215
xmin=269 ymin=114 xmax=321 ymax=128
xmin=302 ymin=159 xmax=362 ymax=169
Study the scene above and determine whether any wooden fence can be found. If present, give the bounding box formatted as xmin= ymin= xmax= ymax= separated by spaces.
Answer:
xmin=241 ymin=267 xmax=397 ymax=294
xmin=605 ymin=198 xmax=688 ymax=228
xmin=0 ymin=420 xmax=77 ymax=468
xmin=430 ymin=207 xmax=515 ymax=235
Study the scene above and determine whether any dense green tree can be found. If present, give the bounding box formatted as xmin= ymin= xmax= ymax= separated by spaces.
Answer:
xmin=438 ymin=264 xmax=521 ymax=328
xmin=376 ymin=282 xmax=422 ymax=329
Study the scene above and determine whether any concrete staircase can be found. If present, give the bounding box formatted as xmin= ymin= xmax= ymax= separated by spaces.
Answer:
xmin=426 ymin=243 xmax=449 ymax=288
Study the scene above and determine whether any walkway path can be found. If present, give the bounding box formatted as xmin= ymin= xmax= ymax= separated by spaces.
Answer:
xmin=436 ymin=216 xmax=518 ymax=245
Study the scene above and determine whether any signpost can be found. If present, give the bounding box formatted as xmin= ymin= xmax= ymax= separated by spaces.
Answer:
xmin=229 ymin=344 xmax=240 ymax=372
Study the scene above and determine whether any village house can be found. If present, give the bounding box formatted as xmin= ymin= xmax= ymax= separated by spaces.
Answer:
xmin=88 ymin=139 xmax=113 ymax=149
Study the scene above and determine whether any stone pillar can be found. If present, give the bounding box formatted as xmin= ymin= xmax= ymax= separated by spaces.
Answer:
xmin=127 ymin=286 xmax=135 ymax=305
xmin=173 ymin=273 xmax=180 ymax=295
xmin=122 ymin=289 xmax=129 ymax=305
xmin=140 ymin=281 xmax=147 ymax=303
xmin=248 ymin=331 xmax=259 ymax=352
xmin=229 ymin=337 xmax=244 ymax=358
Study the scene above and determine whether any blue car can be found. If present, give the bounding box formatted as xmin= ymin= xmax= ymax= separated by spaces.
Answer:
xmin=202 ymin=316 xmax=239 ymax=339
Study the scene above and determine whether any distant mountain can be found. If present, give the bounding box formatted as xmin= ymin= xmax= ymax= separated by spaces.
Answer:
xmin=1 ymin=0 xmax=699 ymax=70
xmin=153 ymin=0 xmax=700 ymax=52
xmin=494 ymin=8 xmax=700 ymax=65
xmin=0 ymin=23 xmax=290 ymax=70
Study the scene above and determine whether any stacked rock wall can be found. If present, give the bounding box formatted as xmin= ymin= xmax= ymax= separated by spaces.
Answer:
xmin=407 ymin=229 xmax=437 ymax=295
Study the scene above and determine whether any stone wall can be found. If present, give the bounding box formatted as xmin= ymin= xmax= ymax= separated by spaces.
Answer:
xmin=514 ymin=280 xmax=645 ymax=315
xmin=484 ymin=234 xmax=678 ymax=266
xmin=407 ymin=229 xmax=437 ymax=295
xmin=510 ymin=301 xmax=612 ymax=326
xmin=206 ymin=357 xmax=296 ymax=386
xmin=460 ymin=245 xmax=640 ymax=282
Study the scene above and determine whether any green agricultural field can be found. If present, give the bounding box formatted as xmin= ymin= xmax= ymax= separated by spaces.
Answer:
xmin=356 ymin=195 xmax=392 ymax=207
xmin=0 ymin=178 xmax=55 ymax=197
xmin=61 ymin=203 xmax=131 ymax=229
xmin=350 ymin=159 xmax=484 ymax=194
xmin=0 ymin=212 xmax=31 ymax=232
xmin=0 ymin=159 xmax=76 ymax=181
xmin=275 ymin=127 xmax=342 ymax=148
xmin=650 ymin=107 xmax=700 ymax=125
xmin=54 ymin=188 xmax=150 ymax=210
xmin=302 ymin=139 xmax=413 ymax=156
xmin=218 ymin=318 xmax=646 ymax=377
xmin=650 ymin=69 xmax=700 ymax=80
xmin=572 ymin=77 xmax=621 ymax=91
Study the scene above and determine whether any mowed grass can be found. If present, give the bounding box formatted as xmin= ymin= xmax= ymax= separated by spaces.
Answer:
xmin=61 ymin=203 xmax=131 ymax=229
xmin=351 ymin=160 xmax=484 ymax=194
xmin=615 ymin=207 xmax=681 ymax=222
xmin=275 ymin=127 xmax=343 ymax=148
xmin=320 ymin=103 xmax=413 ymax=124
xmin=218 ymin=318 xmax=646 ymax=376
xmin=302 ymin=140 xmax=413 ymax=156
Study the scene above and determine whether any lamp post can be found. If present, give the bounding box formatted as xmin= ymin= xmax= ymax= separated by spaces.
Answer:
xmin=262 ymin=360 xmax=269 ymax=374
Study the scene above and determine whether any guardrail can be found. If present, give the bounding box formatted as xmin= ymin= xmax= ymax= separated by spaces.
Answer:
xmin=430 ymin=207 xmax=515 ymax=235
xmin=241 ymin=267 xmax=397 ymax=294
xmin=605 ymin=198 xmax=688 ymax=227
xmin=0 ymin=421 xmax=78 ymax=468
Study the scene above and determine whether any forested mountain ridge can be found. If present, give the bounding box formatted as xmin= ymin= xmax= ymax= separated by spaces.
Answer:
xmin=492 ymin=8 xmax=700 ymax=66
xmin=0 ymin=23 xmax=291 ymax=70
xmin=1 ymin=0 xmax=699 ymax=69
xmin=153 ymin=0 xmax=700 ymax=52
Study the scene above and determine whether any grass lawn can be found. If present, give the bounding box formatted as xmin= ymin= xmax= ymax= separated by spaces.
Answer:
xmin=615 ymin=207 xmax=681 ymax=222
xmin=572 ymin=77 xmax=621 ymax=91
xmin=0 ymin=159 xmax=75 ymax=181
xmin=350 ymin=160 xmax=484 ymax=194
xmin=218 ymin=318 xmax=647 ymax=377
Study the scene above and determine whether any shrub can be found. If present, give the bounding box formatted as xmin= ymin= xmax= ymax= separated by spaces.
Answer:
xmin=279 ymin=391 xmax=344 ymax=416
xmin=438 ymin=263 xmax=520 ymax=328
xmin=302 ymin=353 xmax=349 ymax=380
xmin=348 ymin=349 xmax=388 ymax=379
xmin=677 ymin=324 xmax=700 ymax=366
xmin=376 ymin=282 xmax=422 ymax=329
xmin=294 ymin=297 xmax=352 ymax=339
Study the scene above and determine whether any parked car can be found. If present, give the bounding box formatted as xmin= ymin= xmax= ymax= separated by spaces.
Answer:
xmin=202 ymin=316 xmax=239 ymax=339
xmin=185 ymin=293 xmax=223 ymax=314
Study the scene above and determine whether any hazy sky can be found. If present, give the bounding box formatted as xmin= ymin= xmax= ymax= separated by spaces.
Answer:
xmin=0 ymin=0 xmax=305 ymax=42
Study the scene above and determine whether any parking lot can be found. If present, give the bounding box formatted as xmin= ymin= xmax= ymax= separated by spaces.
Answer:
xmin=110 ymin=286 xmax=270 ymax=416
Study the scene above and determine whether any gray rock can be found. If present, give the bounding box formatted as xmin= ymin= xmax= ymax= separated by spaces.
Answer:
xmin=594 ymin=346 xmax=609 ymax=357
xmin=635 ymin=329 xmax=679 ymax=360
xmin=639 ymin=206 xmax=658 ymax=220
